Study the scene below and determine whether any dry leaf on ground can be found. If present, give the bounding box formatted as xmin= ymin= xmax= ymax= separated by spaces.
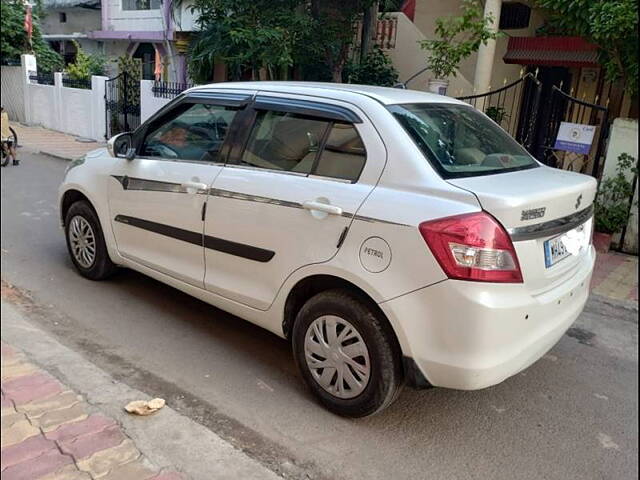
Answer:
xmin=124 ymin=398 xmax=166 ymax=416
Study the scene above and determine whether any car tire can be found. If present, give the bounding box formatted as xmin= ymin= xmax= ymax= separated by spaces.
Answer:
xmin=64 ymin=201 xmax=117 ymax=280
xmin=292 ymin=289 xmax=403 ymax=417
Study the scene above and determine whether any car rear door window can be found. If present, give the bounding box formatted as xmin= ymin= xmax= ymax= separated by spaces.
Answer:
xmin=141 ymin=103 xmax=239 ymax=162
xmin=240 ymin=110 xmax=330 ymax=174
xmin=237 ymin=107 xmax=367 ymax=182
xmin=313 ymin=122 xmax=366 ymax=182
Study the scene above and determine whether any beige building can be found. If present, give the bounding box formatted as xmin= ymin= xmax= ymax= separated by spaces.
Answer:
xmin=383 ymin=0 xmax=635 ymax=119
xmin=376 ymin=0 xmax=636 ymax=178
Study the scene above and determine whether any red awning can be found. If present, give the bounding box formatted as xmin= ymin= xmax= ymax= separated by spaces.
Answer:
xmin=503 ymin=36 xmax=599 ymax=68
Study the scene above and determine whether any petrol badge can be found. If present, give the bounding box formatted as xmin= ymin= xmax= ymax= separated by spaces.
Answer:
xmin=359 ymin=237 xmax=392 ymax=273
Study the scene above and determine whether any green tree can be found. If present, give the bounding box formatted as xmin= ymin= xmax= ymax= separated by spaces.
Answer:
xmin=306 ymin=0 xmax=377 ymax=82
xmin=419 ymin=0 xmax=501 ymax=79
xmin=344 ymin=46 xmax=398 ymax=86
xmin=0 ymin=0 xmax=63 ymax=73
xmin=187 ymin=0 xmax=378 ymax=83
xmin=1 ymin=0 xmax=26 ymax=64
xmin=187 ymin=0 xmax=306 ymax=83
xmin=535 ymin=0 xmax=638 ymax=95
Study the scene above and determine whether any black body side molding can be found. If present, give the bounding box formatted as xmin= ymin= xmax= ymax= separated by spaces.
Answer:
xmin=114 ymin=215 xmax=275 ymax=263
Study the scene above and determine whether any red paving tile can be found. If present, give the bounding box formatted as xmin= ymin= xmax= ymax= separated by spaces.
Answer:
xmin=1 ymin=394 xmax=14 ymax=409
xmin=2 ymin=372 xmax=55 ymax=391
xmin=589 ymin=251 xmax=638 ymax=301
xmin=1 ymin=342 xmax=17 ymax=358
xmin=57 ymin=425 xmax=126 ymax=460
xmin=45 ymin=414 xmax=117 ymax=443
xmin=1 ymin=448 xmax=73 ymax=480
xmin=0 ymin=434 xmax=58 ymax=470
xmin=3 ymin=379 xmax=63 ymax=406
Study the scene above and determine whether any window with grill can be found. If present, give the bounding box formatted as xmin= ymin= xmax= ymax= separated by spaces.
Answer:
xmin=499 ymin=2 xmax=531 ymax=30
xmin=122 ymin=0 xmax=161 ymax=11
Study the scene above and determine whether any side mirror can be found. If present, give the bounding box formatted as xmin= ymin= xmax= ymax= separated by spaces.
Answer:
xmin=107 ymin=132 xmax=133 ymax=159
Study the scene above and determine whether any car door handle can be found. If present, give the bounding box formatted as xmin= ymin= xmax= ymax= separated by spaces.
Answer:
xmin=302 ymin=201 xmax=343 ymax=216
xmin=180 ymin=181 xmax=208 ymax=193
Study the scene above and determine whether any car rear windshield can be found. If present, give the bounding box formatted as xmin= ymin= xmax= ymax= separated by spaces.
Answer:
xmin=388 ymin=103 xmax=539 ymax=179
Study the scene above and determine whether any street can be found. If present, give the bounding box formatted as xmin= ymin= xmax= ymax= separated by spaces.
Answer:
xmin=1 ymin=151 xmax=638 ymax=480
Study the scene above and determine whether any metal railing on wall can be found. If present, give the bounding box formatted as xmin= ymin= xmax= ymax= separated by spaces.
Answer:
xmin=62 ymin=76 xmax=92 ymax=90
xmin=152 ymin=81 xmax=196 ymax=99
xmin=28 ymin=73 xmax=55 ymax=86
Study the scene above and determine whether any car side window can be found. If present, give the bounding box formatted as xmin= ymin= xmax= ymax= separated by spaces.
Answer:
xmin=313 ymin=122 xmax=366 ymax=182
xmin=141 ymin=103 xmax=239 ymax=162
xmin=239 ymin=110 xmax=330 ymax=174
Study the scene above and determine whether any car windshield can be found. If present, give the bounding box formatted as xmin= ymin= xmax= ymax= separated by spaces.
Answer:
xmin=388 ymin=103 xmax=539 ymax=179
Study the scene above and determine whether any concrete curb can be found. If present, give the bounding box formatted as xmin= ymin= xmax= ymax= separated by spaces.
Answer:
xmin=18 ymin=146 xmax=74 ymax=162
xmin=1 ymin=300 xmax=282 ymax=480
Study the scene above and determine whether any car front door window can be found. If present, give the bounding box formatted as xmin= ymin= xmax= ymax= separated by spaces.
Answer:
xmin=142 ymin=103 xmax=239 ymax=163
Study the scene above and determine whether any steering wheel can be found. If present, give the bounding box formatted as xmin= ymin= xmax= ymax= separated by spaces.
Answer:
xmin=146 ymin=141 xmax=180 ymax=159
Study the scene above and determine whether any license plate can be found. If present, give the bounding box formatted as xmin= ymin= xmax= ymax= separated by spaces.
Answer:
xmin=544 ymin=221 xmax=590 ymax=268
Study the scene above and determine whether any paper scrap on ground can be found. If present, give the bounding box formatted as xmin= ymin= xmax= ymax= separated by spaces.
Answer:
xmin=124 ymin=398 xmax=166 ymax=416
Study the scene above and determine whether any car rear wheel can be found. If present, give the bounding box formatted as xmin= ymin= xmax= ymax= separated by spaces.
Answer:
xmin=292 ymin=289 xmax=403 ymax=417
xmin=65 ymin=201 xmax=116 ymax=280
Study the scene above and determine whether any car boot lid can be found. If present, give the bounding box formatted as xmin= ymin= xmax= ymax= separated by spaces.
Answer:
xmin=447 ymin=166 xmax=597 ymax=235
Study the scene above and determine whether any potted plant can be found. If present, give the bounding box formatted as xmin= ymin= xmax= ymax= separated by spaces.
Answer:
xmin=485 ymin=105 xmax=509 ymax=125
xmin=344 ymin=46 xmax=399 ymax=86
xmin=419 ymin=0 xmax=500 ymax=95
xmin=593 ymin=153 xmax=638 ymax=253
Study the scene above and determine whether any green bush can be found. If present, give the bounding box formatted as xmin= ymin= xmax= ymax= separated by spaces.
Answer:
xmin=594 ymin=153 xmax=638 ymax=234
xmin=66 ymin=41 xmax=107 ymax=80
xmin=344 ymin=46 xmax=398 ymax=86
xmin=485 ymin=106 xmax=509 ymax=125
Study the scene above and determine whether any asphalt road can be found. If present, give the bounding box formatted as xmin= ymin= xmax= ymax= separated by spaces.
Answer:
xmin=1 ymin=151 xmax=638 ymax=480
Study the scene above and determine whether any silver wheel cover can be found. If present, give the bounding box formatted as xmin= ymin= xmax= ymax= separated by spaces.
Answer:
xmin=304 ymin=315 xmax=371 ymax=399
xmin=68 ymin=215 xmax=96 ymax=268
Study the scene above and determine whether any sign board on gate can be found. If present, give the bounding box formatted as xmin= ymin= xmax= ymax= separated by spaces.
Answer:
xmin=554 ymin=122 xmax=597 ymax=154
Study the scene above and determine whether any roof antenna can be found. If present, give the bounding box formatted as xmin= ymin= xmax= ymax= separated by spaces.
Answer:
xmin=395 ymin=66 xmax=430 ymax=89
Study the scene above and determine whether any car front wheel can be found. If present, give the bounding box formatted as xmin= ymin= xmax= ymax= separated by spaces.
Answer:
xmin=65 ymin=201 xmax=116 ymax=280
xmin=292 ymin=289 xmax=403 ymax=417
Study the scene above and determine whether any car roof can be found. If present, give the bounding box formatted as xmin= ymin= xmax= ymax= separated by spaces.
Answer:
xmin=188 ymin=81 xmax=467 ymax=107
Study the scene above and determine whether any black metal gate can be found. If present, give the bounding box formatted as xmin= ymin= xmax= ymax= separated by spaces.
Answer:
xmin=535 ymin=86 xmax=609 ymax=178
xmin=456 ymin=72 xmax=542 ymax=153
xmin=105 ymin=72 xmax=141 ymax=139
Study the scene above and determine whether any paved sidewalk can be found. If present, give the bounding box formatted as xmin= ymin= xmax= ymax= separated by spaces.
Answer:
xmin=0 ymin=296 xmax=283 ymax=480
xmin=1 ymin=342 xmax=184 ymax=480
xmin=12 ymin=124 xmax=102 ymax=161
xmin=590 ymin=251 xmax=638 ymax=304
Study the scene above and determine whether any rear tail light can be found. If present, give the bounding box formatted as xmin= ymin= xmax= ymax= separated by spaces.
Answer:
xmin=419 ymin=212 xmax=523 ymax=283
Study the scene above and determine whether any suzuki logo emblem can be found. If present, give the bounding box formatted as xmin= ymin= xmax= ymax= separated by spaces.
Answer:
xmin=575 ymin=194 xmax=583 ymax=210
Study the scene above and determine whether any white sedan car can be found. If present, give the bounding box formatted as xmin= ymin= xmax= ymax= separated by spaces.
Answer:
xmin=59 ymin=82 xmax=596 ymax=417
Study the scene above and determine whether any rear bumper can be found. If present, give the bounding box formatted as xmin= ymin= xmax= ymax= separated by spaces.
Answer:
xmin=382 ymin=246 xmax=595 ymax=390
